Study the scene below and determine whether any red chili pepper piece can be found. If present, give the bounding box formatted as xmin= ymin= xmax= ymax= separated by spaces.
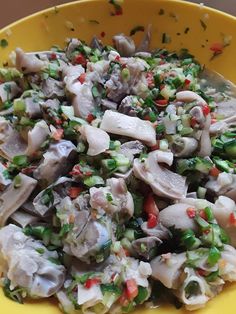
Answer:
xmin=74 ymin=53 xmax=87 ymax=67
xmin=229 ymin=212 xmax=236 ymax=226
xmin=126 ymin=279 xmax=138 ymax=300
xmin=84 ymin=278 xmax=101 ymax=289
xmin=86 ymin=113 xmax=95 ymax=123
xmin=78 ymin=73 xmax=86 ymax=84
xmin=155 ymin=99 xmax=168 ymax=106
xmin=202 ymin=105 xmax=210 ymax=116
xmin=186 ymin=207 xmax=196 ymax=219
xmin=147 ymin=213 xmax=158 ymax=228
xmin=144 ymin=194 xmax=159 ymax=216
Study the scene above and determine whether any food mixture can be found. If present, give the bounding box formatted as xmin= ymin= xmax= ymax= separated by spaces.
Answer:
xmin=0 ymin=29 xmax=236 ymax=313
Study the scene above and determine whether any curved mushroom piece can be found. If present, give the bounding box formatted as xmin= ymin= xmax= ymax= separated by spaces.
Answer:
xmin=0 ymin=173 xmax=37 ymax=226
xmin=0 ymin=130 xmax=27 ymax=161
xmin=171 ymin=137 xmax=198 ymax=157
xmin=197 ymin=114 xmax=212 ymax=157
xmin=159 ymin=203 xmax=198 ymax=232
xmin=136 ymin=24 xmax=152 ymax=52
xmin=220 ymin=244 xmax=236 ymax=281
xmin=151 ymin=252 xmax=187 ymax=288
xmin=42 ymin=77 xmax=65 ymax=99
xmin=119 ymin=140 xmax=145 ymax=162
xmin=210 ymin=115 xmax=236 ymax=135
xmin=132 ymin=236 xmax=161 ymax=260
xmin=33 ymin=140 xmax=77 ymax=184
xmin=10 ymin=210 xmax=40 ymax=228
xmin=113 ymin=34 xmax=136 ymax=57
xmin=0 ymin=224 xmax=65 ymax=297
xmin=33 ymin=177 xmax=73 ymax=216
xmin=90 ymin=177 xmax=134 ymax=220
xmin=26 ymin=120 xmax=50 ymax=156
xmin=24 ymin=95 xmax=43 ymax=119
xmin=213 ymin=196 xmax=236 ymax=246
xmin=15 ymin=48 xmax=46 ymax=74
xmin=141 ymin=222 xmax=170 ymax=240
xmin=189 ymin=106 xmax=206 ymax=128
xmin=90 ymin=36 xmax=103 ymax=51
xmin=205 ymin=172 xmax=236 ymax=202
xmin=80 ymin=125 xmax=110 ymax=156
xmin=100 ymin=110 xmax=156 ymax=147
xmin=101 ymin=99 xmax=118 ymax=111
xmin=64 ymin=211 xmax=112 ymax=264
xmin=72 ymin=84 xmax=96 ymax=119
xmin=177 ymin=268 xmax=211 ymax=311
xmin=0 ymin=82 xmax=21 ymax=103
xmin=133 ymin=151 xmax=187 ymax=200
xmin=176 ymin=91 xmax=207 ymax=106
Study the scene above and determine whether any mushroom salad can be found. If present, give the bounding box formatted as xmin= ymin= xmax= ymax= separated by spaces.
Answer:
xmin=1 ymin=30 xmax=236 ymax=313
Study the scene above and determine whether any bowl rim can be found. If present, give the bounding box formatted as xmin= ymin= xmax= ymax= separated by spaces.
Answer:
xmin=0 ymin=0 xmax=236 ymax=34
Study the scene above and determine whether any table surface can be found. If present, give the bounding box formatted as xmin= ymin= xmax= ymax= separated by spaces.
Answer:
xmin=0 ymin=0 xmax=235 ymax=28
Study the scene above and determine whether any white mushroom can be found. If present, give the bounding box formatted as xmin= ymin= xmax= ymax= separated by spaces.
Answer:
xmin=0 ymin=173 xmax=37 ymax=226
xmin=133 ymin=151 xmax=187 ymax=199
xmin=113 ymin=34 xmax=136 ymax=57
xmin=0 ymin=82 xmax=21 ymax=103
xmin=80 ymin=125 xmax=110 ymax=156
xmin=176 ymin=91 xmax=207 ymax=105
xmin=171 ymin=137 xmax=198 ymax=157
xmin=151 ymin=252 xmax=187 ymax=288
xmin=100 ymin=110 xmax=156 ymax=147
xmin=197 ymin=114 xmax=212 ymax=157
xmin=15 ymin=48 xmax=46 ymax=73
xmin=26 ymin=120 xmax=50 ymax=156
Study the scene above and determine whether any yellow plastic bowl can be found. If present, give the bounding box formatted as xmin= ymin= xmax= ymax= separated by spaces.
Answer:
xmin=1 ymin=0 xmax=236 ymax=313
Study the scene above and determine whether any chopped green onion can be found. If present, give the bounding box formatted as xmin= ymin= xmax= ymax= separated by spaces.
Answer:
xmin=83 ymin=175 xmax=104 ymax=187
xmin=204 ymin=207 xmax=214 ymax=222
xmin=207 ymin=247 xmax=221 ymax=267
xmin=134 ymin=286 xmax=149 ymax=304
xmin=13 ymin=175 xmax=22 ymax=188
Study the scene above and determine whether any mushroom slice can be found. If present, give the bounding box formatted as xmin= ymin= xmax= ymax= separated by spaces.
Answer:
xmin=176 ymin=91 xmax=207 ymax=105
xmin=113 ymin=34 xmax=136 ymax=57
xmin=10 ymin=210 xmax=40 ymax=228
xmin=0 ymin=130 xmax=27 ymax=161
xmin=151 ymin=252 xmax=187 ymax=289
xmin=15 ymin=48 xmax=46 ymax=73
xmin=133 ymin=151 xmax=187 ymax=199
xmin=171 ymin=137 xmax=198 ymax=157
xmin=0 ymin=224 xmax=65 ymax=298
xmin=100 ymin=110 xmax=156 ymax=147
xmin=0 ymin=173 xmax=37 ymax=226
xmin=33 ymin=140 xmax=77 ymax=184
xmin=0 ymin=81 xmax=21 ymax=103
xmin=132 ymin=236 xmax=161 ymax=260
xmin=80 ymin=125 xmax=110 ymax=156
xmin=26 ymin=120 xmax=50 ymax=156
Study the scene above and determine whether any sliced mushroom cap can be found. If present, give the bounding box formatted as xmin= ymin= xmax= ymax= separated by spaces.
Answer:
xmin=100 ymin=110 xmax=156 ymax=147
xmin=0 ymin=117 xmax=13 ymax=142
xmin=0 ymin=224 xmax=65 ymax=297
xmin=0 ymin=130 xmax=27 ymax=161
xmin=80 ymin=125 xmax=110 ymax=156
xmin=151 ymin=252 xmax=187 ymax=288
xmin=133 ymin=151 xmax=187 ymax=200
xmin=189 ymin=106 xmax=206 ymax=127
xmin=136 ymin=24 xmax=152 ymax=52
xmin=113 ymin=34 xmax=136 ymax=57
xmin=171 ymin=137 xmax=198 ymax=157
xmin=132 ymin=236 xmax=161 ymax=260
xmin=0 ymin=162 xmax=12 ymax=190
xmin=0 ymin=173 xmax=37 ymax=226
xmin=119 ymin=140 xmax=145 ymax=162
xmin=159 ymin=203 xmax=198 ymax=232
xmin=210 ymin=115 xmax=236 ymax=135
xmin=0 ymin=81 xmax=21 ymax=103
xmin=64 ymin=212 xmax=111 ymax=264
xmin=15 ymin=48 xmax=47 ymax=74
xmin=33 ymin=140 xmax=77 ymax=184
xmin=72 ymin=84 xmax=96 ymax=119
xmin=42 ymin=77 xmax=65 ymax=99
xmin=176 ymin=91 xmax=207 ymax=106
xmin=10 ymin=210 xmax=40 ymax=228
xmin=101 ymin=99 xmax=118 ymax=111
xmin=197 ymin=114 xmax=212 ymax=157
xmin=24 ymin=96 xmax=43 ymax=119
xmin=26 ymin=120 xmax=50 ymax=156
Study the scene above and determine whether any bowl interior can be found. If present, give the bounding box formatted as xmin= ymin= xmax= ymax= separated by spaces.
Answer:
xmin=0 ymin=0 xmax=236 ymax=314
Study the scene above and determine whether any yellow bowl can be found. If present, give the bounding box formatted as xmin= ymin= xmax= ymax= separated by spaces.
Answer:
xmin=1 ymin=0 xmax=236 ymax=313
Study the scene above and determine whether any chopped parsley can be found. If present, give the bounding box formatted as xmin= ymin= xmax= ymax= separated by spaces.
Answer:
xmin=130 ymin=25 xmax=145 ymax=36
xmin=200 ymin=19 xmax=207 ymax=31
xmin=0 ymin=39 xmax=8 ymax=48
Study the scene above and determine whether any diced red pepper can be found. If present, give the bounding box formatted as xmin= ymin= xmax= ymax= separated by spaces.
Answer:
xmin=202 ymin=105 xmax=210 ymax=116
xmin=190 ymin=116 xmax=198 ymax=128
xmin=211 ymin=118 xmax=217 ymax=124
xmin=184 ymin=78 xmax=191 ymax=86
xmin=155 ymin=99 xmax=168 ymax=106
xmin=229 ymin=212 xmax=236 ymax=226
xmin=78 ymin=73 xmax=86 ymax=84
xmin=123 ymin=248 xmax=130 ymax=257
xmin=86 ymin=113 xmax=95 ymax=123
xmin=84 ymin=278 xmax=101 ymax=289
xmin=68 ymin=187 xmax=83 ymax=199
xmin=74 ymin=53 xmax=87 ymax=67
xmin=119 ymin=289 xmax=129 ymax=306
xmin=186 ymin=207 xmax=196 ymax=219
xmin=21 ymin=166 xmax=37 ymax=175
xmin=209 ymin=166 xmax=220 ymax=177
xmin=150 ymin=142 xmax=160 ymax=151
xmin=147 ymin=213 xmax=158 ymax=228
xmin=52 ymin=128 xmax=64 ymax=141
xmin=55 ymin=118 xmax=63 ymax=125
xmin=69 ymin=165 xmax=82 ymax=176
xmin=50 ymin=52 xmax=57 ymax=60
xmin=115 ymin=55 xmax=121 ymax=61
xmin=203 ymin=229 xmax=210 ymax=235
xmin=126 ymin=279 xmax=138 ymax=300
xmin=146 ymin=71 xmax=155 ymax=88
xmin=144 ymin=194 xmax=159 ymax=216
xmin=210 ymin=42 xmax=224 ymax=54
xmin=199 ymin=209 xmax=207 ymax=220
xmin=197 ymin=268 xmax=207 ymax=277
